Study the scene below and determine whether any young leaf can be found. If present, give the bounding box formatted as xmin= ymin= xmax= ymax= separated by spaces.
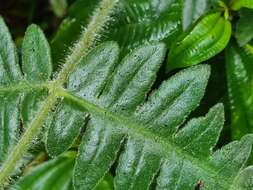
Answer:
xmin=182 ymin=0 xmax=218 ymax=30
xmin=235 ymin=9 xmax=253 ymax=46
xmin=167 ymin=12 xmax=232 ymax=71
xmin=231 ymin=0 xmax=253 ymax=10
xmin=225 ymin=41 xmax=253 ymax=139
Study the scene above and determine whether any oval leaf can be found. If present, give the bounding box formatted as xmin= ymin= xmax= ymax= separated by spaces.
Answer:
xmin=167 ymin=12 xmax=231 ymax=71
xmin=22 ymin=24 xmax=52 ymax=82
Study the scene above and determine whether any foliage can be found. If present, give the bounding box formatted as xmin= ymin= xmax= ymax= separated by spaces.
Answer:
xmin=0 ymin=0 xmax=253 ymax=189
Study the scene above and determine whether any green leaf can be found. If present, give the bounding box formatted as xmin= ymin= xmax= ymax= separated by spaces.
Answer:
xmin=46 ymin=103 xmax=85 ymax=156
xmin=74 ymin=117 xmax=125 ymax=190
xmin=114 ymin=137 xmax=161 ymax=190
xmin=1 ymin=7 xmax=253 ymax=189
xmin=209 ymin=134 xmax=253 ymax=179
xmin=231 ymin=0 xmax=253 ymax=10
xmin=13 ymin=152 xmax=76 ymax=190
xmin=135 ymin=65 xmax=210 ymax=136
xmin=103 ymin=0 xmax=182 ymax=53
xmin=73 ymin=42 xmax=167 ymax=190
xmin=167 ymin=12 xmax=232 ymax=71
xmin=21 ymin=24 xmax=52 ymax=127
xmin=46 ymin=42 xmax=120 ymax=156
xmin=95 ymin=174 xmax=114 ymax=190
xmin=0 ymin=17 xmax=22 ymax=162
xmin=235 ymin=9 xmax=253 ymax=46
xmin=0 ymin=17 xmax=22 ymax=85
xmin=22 ymin=24 xmax=52 ymax=82
xmin=43 ymin=40 xmax=252 ymax=189
xmin=0 ymin=94 xmax=20 ymax=163
xmin=13 ymin=151 xmax=114 ymax=190
xmin=115 ymin=91 xmax=217 ymax=189
xmin=0 ymin=17 xmax=52 ymax=162
xmin=225 ymin=41 xmax=253 ymax=139
xmin=232 ymin=166 xmax=253 ymax=190
xmin=51 ymin=0 xmax=182 ymax=68
xmin=174 ymin=104 xmax=224 ymax=157
xmin=182 ymin=0 xmax=219 ymax=30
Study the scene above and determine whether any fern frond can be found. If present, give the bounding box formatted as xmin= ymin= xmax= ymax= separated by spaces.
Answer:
xmin=0 ymin=1 xmax=252 ymax=189
xmin=0 ymin=0 xmax=119 ymax=185
xmin=0 ymin=19 xmax=52 ymax=164
xmin=44 ymin=42 xmax=253 ymax=190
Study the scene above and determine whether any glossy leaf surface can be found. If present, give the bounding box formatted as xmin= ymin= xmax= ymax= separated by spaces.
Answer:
xmin=46 ymin=40 xmax=253 ymax=190
xmin=73 ymin=43 xmax=167 ymax=190
xmin=46 ymin=42 xmax=119 ymax=156
xmin=225 ymin=41 xmax=253 ymax=139
xmin=0 ymin=3 xmax=253 ymax=189
xmin=51 ymin=0 xmax=182 ymax=67
xmin=167 ymin=12 xmax=231 ymax=71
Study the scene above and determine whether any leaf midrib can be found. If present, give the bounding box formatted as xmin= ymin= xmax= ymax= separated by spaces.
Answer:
xmin=0 ymin=0 xmax=120 ymax=186
xmin=58 ymin=88 xmax=234 ymax=190
xmin=0 ymin=82 xmax=49 ymax=94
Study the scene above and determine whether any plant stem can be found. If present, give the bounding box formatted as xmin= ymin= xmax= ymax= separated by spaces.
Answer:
xmin=0 ymin=0 xmax=119 ymax=186
xmin=0 ymin=94 xmax=57 ymax=186
xmin=56 ymin=0 xmax=119 ymax=84
xmin=0 ymin=82 xmax=49 ymax=94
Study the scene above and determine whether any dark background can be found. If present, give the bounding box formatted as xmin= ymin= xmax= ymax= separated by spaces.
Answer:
xmin=0 ymin=0 xmax=73 ymax=39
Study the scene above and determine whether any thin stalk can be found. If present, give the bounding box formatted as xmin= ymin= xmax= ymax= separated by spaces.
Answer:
xmin=0 ymin=94 xmax=57 ymax=186
xmin=0 ymin=82 xmax=49 ymax=94
xmin=0 ymin=0 xmax=119 ymax=186
xmin=56 ymin=0 xmax=119 ymax=84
